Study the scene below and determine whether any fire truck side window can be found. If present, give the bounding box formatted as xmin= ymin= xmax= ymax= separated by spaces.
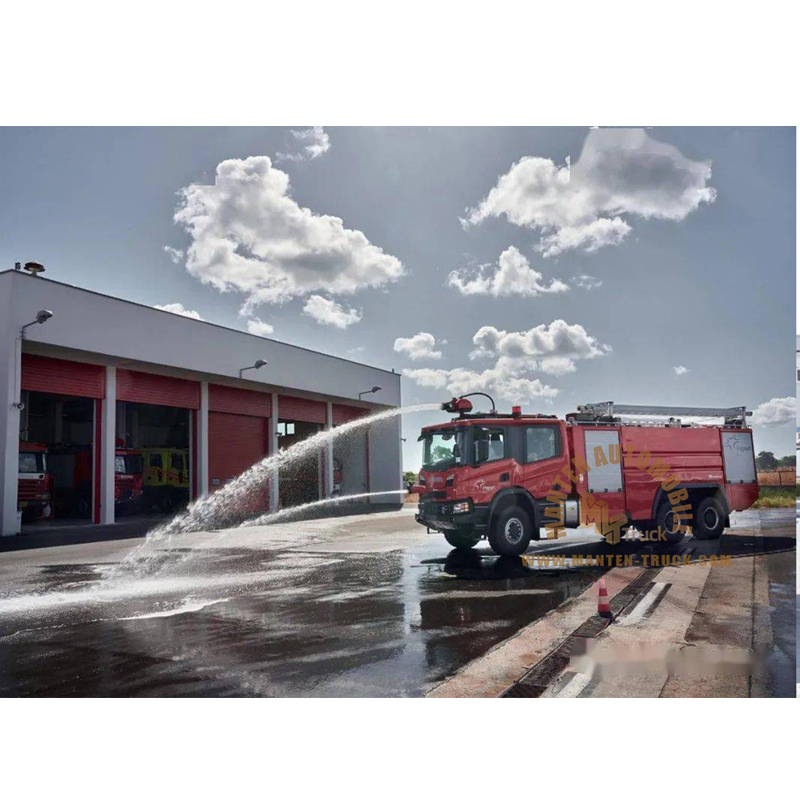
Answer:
xmin=525 ymin=426 xmax=559 ymax=463
xmin=474 ymin=428 xmax=505 ymax=464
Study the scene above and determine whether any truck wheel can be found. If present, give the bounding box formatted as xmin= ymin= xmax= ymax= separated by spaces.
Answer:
xmin=489 ymin=506 xmax=533 ymax=556
xmin=444 ymin=530 xmax=482 ymax=550
xmin=656 ymin=502 xmax=686 ymax=544
xmin=692 ymin=496 xmax=726 ymax=540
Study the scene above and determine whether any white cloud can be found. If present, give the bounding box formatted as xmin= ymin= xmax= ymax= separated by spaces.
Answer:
xmin=404 ymin=358 xmax=558 ymax=404
xmin=448 ymin=246 xmax=568 ymax=298
xmin=393 ymin=332 xmax=443 ymax=361
xmin=347 ymin=346 xmax=365 ymax=357
xmin=276 ymin=126 xmax=331 ymax=162
xmin=154 ymin=302 xmax=203 ymax=320
xmin=571 ymin=274 xmax=603 ymax=290
xmin=174 ymin=156 xmax=404 ymax=311
xmin=751 ymin=397 xmax=795 ymax=427
xmin=246 ymin=317 xmax=275 ymax=337
xmin=463 ymin=128 xmax=716 ymax=257
xmin=302 ymin=295 xmax=362 ymax=328
xmin=673 ymin=365 xmax=690 ymax=376
xmin=469 ymin=320 xmax=610 ymax=376
xmin=163 ymin=245 xmax=184 ymax=264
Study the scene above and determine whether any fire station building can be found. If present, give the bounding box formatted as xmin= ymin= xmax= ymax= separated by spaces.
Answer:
xmin=0 ymin=268 xmax=402 ymax=536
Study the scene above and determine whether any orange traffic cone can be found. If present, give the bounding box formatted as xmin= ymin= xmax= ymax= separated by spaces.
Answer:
xmin=598 ymin=578 xmax=612 ymax=618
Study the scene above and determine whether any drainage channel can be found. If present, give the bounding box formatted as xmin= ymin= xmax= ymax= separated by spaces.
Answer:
xmin=501 ymin=567 xmax=663 ymax=698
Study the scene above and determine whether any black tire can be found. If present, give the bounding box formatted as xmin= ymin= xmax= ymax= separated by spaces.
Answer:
xmin=444 ymin=530 xmax=482 ymax=550
xmin=692 ymin=496 xmax=726 ymax=540
xmin=160 ymin=491 xmax=176 ymax=514
xmin=656 ymin=502 xmax=687 ymax=544
xmin=489 ymin=506 xmax=533 ymax=556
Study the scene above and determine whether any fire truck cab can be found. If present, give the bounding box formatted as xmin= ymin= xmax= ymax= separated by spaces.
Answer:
xmin=414 ymin=396 xmax=759 ymax=556
xmin=17 ymin=441 xmax=53 ymax=523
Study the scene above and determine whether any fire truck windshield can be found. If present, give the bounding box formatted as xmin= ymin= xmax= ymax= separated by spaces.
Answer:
xmin=421 ymin=429 xmax=465 ymax=472
xmin=19 ymin=452 xmax=45 ymax=473
xmin=115 ymin=455 xmax=143 ymax=475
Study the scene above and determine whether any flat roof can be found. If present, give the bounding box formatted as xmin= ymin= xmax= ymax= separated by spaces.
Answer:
xmin=0 ymin=268 xmax=397 ymax=377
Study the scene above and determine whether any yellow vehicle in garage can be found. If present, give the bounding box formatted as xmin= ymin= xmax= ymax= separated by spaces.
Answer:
xmin=142 ymin=448 xmax=190 ymax=513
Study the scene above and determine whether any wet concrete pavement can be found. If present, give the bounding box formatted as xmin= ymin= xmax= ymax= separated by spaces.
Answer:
xmin=0 ymin=508 xmax=793 ymax=697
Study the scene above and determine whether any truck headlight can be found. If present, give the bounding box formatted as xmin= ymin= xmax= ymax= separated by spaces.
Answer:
xmin=452 ymin=501 xmax=471 ymax=514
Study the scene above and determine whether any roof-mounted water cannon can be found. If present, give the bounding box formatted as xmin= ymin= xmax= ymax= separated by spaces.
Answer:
xmin=442 ymin=397 xmax=473 ymax=415
xmin=441 ymin=392 xmax=497 ymax=418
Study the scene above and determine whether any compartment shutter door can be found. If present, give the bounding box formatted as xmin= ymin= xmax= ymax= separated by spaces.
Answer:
xmin=278 ymin=395 xmax=326 ymax=424
xmin=117 ymin=369 xmax=200 ymax=409
xmin=332 ymin=404 xmax=368 ymax=426
xmin=208 ymin=411 xmax=269 ymax=491
xmin=21 ymin=354 xmax=105 ymax=398
xmin=584 ymin=430 xmax=623 ymax=493
xmin=209 ymin=385 xmax=271 ymax=417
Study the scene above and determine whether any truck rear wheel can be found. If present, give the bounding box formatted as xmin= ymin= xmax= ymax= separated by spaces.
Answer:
xmin=489 ymin=506 xmax=533 ymax=556
xmin=692 ymin=496 xmax=726 ymax=540
xmin=656 ymin=502 xmax=686 ymax=544
xmin=444 ymin=530 xmax=482 ymax=551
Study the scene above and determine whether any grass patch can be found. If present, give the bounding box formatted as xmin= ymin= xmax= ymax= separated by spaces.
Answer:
xmin=752 ymin=486 xmax=796 ymax=508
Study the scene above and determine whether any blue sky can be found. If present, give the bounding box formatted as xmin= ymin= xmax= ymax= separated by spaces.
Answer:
xmin=0 ymin=126 xmax=795 ymax=467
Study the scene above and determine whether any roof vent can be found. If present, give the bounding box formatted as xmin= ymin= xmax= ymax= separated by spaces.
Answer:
xmin=24 ymin=261 xmax=45 ymax=276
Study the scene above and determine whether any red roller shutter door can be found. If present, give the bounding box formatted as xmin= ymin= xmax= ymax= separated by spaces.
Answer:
xmin=209 ymin=385 xmax=271 ymax=417
xmin=117 ymin=369 xmax=200 ymax=409
xmin=208 ymin=412 xmax=269 ymax=494
xmin=332 ymin=404 xmax=368 ymax=426
xmin=21 ymin=355 xmax=105 ymax=398
xmin=208 ymin=385 xmax=271 ymax=501
xmin=278 ymin=395 xmax=326 ymax=424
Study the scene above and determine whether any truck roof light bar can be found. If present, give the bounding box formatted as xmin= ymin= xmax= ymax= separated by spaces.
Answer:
xmin=572 ymin=402 xmax=751 ymax=428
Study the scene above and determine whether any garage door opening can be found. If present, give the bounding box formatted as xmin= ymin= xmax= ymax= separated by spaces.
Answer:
xmin=278 ymin=420 xmax=323 ymax=507
xmin=332 ymin=405 xmax=369 ymax=499
xmin=19 ymin=390 xmax=97 ymax=527
xmin=116 ymin=401 xmax=191 ymax=516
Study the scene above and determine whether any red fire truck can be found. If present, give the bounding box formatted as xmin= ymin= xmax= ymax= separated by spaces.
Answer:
xmin=413 ymin=396 xmax=759 ymax=556
xmin=17 ymin=441 xmax=54 ymax=523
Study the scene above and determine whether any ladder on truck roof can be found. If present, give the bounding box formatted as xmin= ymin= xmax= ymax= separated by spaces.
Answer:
xmin=570 ymin=402 xmax=751 ymax=428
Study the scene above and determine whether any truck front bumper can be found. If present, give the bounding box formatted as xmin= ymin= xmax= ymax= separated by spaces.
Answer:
xmin=415 ymin=499 xmax=489 ymax=533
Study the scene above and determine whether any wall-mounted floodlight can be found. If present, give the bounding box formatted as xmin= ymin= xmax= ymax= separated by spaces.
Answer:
xmin=20 ymin=309 xmax=54 ymax=339
xmin=358 ymin=386 xmax=382 ymax=401
xmin=239 ymin=358 xmax=267 ymax=378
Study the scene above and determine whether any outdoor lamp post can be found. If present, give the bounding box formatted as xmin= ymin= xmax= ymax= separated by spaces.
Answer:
xmin=15 ymin=309 xmax=54 ymax=410
xmin=239 ymin=359 xmax=267 ymax=378
xmin=358 ymin=386 xmax=381 ymax=401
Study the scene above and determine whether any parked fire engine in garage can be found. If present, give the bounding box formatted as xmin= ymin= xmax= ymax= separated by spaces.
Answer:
xmin=413 ymin=395 xmax=759 ymax=556
xmin=141 ymin=448 xmax=189 ymax=513
xmin=17 ymin=441 xmax=54 ymax=523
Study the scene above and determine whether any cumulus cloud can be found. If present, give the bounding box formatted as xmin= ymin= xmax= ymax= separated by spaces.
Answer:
xmin=393 ymin=332 xmax=443 ymax=361
xmin=448 ymin=246 xmax=568 ymax=298
xmin=751 ymin=397 xmax=795 ymax=427
xmin=571 ymin=274 xmax=603 ymax=290
xmin=154 ymin=302 xmax=203 ymax=320
xmin=469 ymin=319 xmax=610 ymax=375
xmin=173 ymin=156 xmax=404 ymax=312
xmin=463 ymin=128 xmax=716 ymax=257
xmin=163 ymin=245 xmax=184 ymax=264
xmin=246 ymin=317 xmax=275 ymax=337
xmin=673 ymin=365 xmax=689 ymax=376
xmin=303 ymin=295 xmax=362 ymax=328
xmin=403 ymin=359 xmax=559 ymax=404
xmin=276 ymin=126 xmax=331 ymax=162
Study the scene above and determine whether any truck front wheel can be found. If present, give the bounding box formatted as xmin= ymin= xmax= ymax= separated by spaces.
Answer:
xmin=444 ymin=530 xmax=482 ymax=550
xmin=489 ymin=506 xmax=533 ymax=556
xmin=692 ymin=497 xmax=726 ymax=540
